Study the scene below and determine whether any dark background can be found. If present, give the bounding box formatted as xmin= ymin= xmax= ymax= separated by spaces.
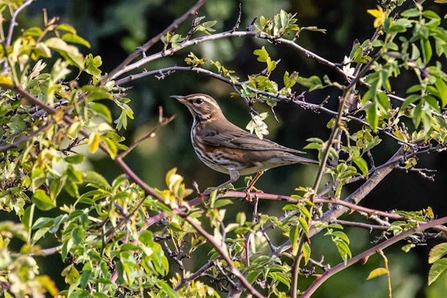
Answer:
xmin=14 ymin=0 xmax=447 ymax=297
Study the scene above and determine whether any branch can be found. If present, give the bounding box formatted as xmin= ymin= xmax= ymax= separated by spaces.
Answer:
xmin=117 ymin=107 xmax=176 ymax=159
xmin=178 ymin=215 xmax=263 ymax=297
xmin=3 ymin=0 xmax=34 ymax=72
xmin=108 ymin=30 xmax=338 ymax=81
xmin=101 ymin=0 xmax=207 ymax=85
xmin=112 ymin=21 xmax=444 ymax=123
xmin=0 ymin=121 xmax=52 ymax=153
xmin=311 ymin=147 xmax=405 ymax=237
xmin=174 ymin=260 xmax=216 ymax=291
xmin=5 ymin=0 xmax=34 ymax=47
xmin=302 ymin=216 xmax=447 ymax=298
xmin=332 ymin=219 xmax=389 ymax=231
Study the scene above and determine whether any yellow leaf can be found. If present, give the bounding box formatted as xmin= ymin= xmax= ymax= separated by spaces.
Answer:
xmin=88 ymin=132 xmax=101 ymax=154
xmin=366 ymin=267 xmax=388 ymax=280
xmin=367 ymin=6 xmax=386 ymax=28
xmin=54 ymin=109 xmax=64 ymax=121
xmin=0 ymin=75 xmax=13 ymax=85
xmin=425 ymin=206 xmax=435 ymax=220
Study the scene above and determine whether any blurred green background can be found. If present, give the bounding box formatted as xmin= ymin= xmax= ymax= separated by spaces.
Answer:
xmin=16 ymin=0 xmax=447 ymax=296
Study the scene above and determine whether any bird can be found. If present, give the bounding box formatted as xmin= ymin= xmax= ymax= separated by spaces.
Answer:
xmin=171 ymin=93 xmax=319 ymax=192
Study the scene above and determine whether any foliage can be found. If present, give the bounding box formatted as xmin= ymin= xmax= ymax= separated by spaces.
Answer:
xmin=1 ymin=0 xmax=447 ymax=297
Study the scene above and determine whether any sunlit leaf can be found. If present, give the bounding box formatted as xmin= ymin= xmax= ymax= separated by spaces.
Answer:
xmin=367 ymin=267 xmax=388 ymax=280
xmin=32 ymin=189 xmax=56 ymax=211
xmin=428 ymin=258 xmax=447 ymax=285
xmin=429 ymin=243 xmax=447 ymax=264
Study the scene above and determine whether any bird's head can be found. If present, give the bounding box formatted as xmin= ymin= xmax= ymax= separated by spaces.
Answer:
xmin=171 ymin=93 xmax=223 ymax=122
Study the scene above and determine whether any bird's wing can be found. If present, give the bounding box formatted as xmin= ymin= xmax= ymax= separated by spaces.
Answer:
xmin=200 ymin=123 xmax=306 ymax=154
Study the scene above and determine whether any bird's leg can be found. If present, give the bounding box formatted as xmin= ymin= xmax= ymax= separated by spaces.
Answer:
xmin=203 ymin=170 xmax=240 ymax=195
xmin=243 ymin=171 xmax=265 ymax=194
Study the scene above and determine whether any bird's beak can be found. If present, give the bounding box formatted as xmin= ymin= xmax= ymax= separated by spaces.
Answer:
xmin=170 ymin=95 xmax=184 ymax=101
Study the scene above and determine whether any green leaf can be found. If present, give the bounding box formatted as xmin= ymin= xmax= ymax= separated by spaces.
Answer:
xmin=247 ymin=270 xmax=262 ymax=284
xmin=353 ymin=156 xmax=369 ymax=178
xmin=429 ymin=243 xmax=447 ymax=264
xmin=410 ymin=43 xmax=421 ymax=60
xmin=434 ymin=78 xmax=447 ymax=107
xmin=302 ymin=241 xmax=311 ymax=266
xmin=79 ymin=269 xmax=92 ymax=289
xmin=269 ymin=272 xmax=291 ymax=289
xmin=64 ymin=154 xmax=84 ymax=164
xmin=101 ymin=135 xmax=118 ymax=159
xmin=428 ymin=258 xmax=447 ymax=285
xmin=367 ymin=267 xmax=388 ymax=280
xmin=298 ymin=217 xmax=309 ymax=235
xmin=406 ymin=84 xmax=422 ymax=94
xmin=57 ymin=23 xmax=77 ymax=34
xmin=421 ymin=38 xmax=432 ymax=63
xmin=331 ymin=231 xmax=350 ymax=244
xmin=32 ymin=217 xmax=54 ymax=230
xmin=83 ymin=171 xmax=111 ymax=189
xmin=377 ymin=92 xmax=390 ymax=112
xmin=45 ymin=37 xmax=85 ymax=69
xmin=158 ymin=280 xmax=180 ymax=298
xmin=327 ymin=223 xmax=344 ymax=229
xmin=32 ymin=189 xmax=56 ymax=211
xmin=402 ymin=243 xmax=416 ymax=252
xmin=388 ymin=18 xmax=412 ymax=33
xmin=296 ymin=75 xmax=324 ymax=91
xmin=62 ymin=33 xmax=91 ymax=48
xmin=22 ymin=205 xmax=34 ymax=231
xmin=32 ymin=225 xmax=51 ymax=244
xmin=366 ymin=102 xmax=379 ymax=131
xmin=23 ymin=27 xmax=43 ymax=37
xmin=66 ymin=165 xmax=83 ymax=183
xmin=65 ymin=180 xmax=79 ymax=197
xmin=422 ymin=10 xmax=441 ymax=21
xmin=82 ymin=85 xmax=113 ymax=100
xmin=89 ymin=102 xmax=113 ymax=123
xmin=401 ymin=8 xmax=421 ymax=18
xmin=50 ymin=177 xmax=65 ymax=200
xmin=85 ymin=54 xmax=102 ymax=77
xmin=401 ymin=94 xmax=420 ymax=110
xmin=253 ymin=46 xmax=269 ymax=62
xmin=213 ymin=199 xmax=233 ymax=208
xmin=335 ymin=239 xmax=352 ymax=262
xmin=290 ymin=225 xmax=300 ymax=254
xmin=412 ymin=100 xmax=423 ymax=128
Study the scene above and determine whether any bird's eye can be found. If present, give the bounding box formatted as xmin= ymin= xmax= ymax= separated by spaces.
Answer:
xmin=194 ymin=98 xmax=203 ymax=104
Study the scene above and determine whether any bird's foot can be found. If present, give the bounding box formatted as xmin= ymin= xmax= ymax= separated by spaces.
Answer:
xmin=243 ymin=187 xmax=263 ymax=202
xmin=202 ymin=185 xmax=231 ymax=197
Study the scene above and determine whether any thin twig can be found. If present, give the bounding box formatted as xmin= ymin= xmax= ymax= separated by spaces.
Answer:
xmin=174 ymin=260 xmax=217 ymax=290
xmin=0 ymin=121 xmax=52 ymax=153
xmin=5 ymin=0 xmax=34 ymax=47
xmin=101 ymin=0 xmax=207 ymax=85
xmin=118 ymin=109 xmax=176 ymax=159
xmin=3 ymin=0 xmax=35 ymax=71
